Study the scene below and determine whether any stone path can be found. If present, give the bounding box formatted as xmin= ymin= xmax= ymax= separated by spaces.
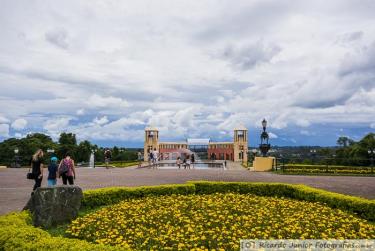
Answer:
xmin=0 ymin=167 xmax=374 ymax=215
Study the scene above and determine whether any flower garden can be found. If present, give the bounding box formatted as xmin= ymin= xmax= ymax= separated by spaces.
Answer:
xmin=68 ymin=193 xmax=375 ymax=250
xmin=1 ymin=182 xmax=375 ymax=250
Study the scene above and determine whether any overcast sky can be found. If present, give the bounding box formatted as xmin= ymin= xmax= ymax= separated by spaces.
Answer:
xmin=0 ymin=0 xmax=374 ymax=147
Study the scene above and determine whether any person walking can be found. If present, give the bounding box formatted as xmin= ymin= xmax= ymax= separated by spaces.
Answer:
xmin=152 ymin=148 xmax=159 ymax=168
xmin=148 ymin=150 xmax=153 ymax=167
xmin=191 ymin=154 xmax=195 ymax=168
xmin=176 ymin=157 xmax=181 ymax=169
xmin=47 ymin=157 xmax=58 ymax=186
xmin=30 ymin=149 xmax=44 ymax=193
xmin=58 ymin=152 xmax=76 ymax=185
xmin=186 ymin=155 xmax=191 ymax=169
xmin=104 ymin=149 xmax=112 ymax=169
xmin=137 ymin=151 xmax=142 ymax=167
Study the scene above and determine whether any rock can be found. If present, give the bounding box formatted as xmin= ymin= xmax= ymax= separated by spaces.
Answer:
xmin=23 ymin=186 xmax=83 ymax=228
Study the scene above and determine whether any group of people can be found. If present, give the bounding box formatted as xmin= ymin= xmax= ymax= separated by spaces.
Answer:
xmin=148 ymin=148 xmax=160 ymax=168
xmin=29 ymin=149 xmax=76 ymax=193
xmin=176 ymin=154 xmax=195 ymax=169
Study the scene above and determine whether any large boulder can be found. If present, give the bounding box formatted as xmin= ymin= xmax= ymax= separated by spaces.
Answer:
xmin=23 ymin=186 xmax=83 ymax=228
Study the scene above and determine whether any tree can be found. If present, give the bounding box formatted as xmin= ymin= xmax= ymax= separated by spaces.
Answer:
xmin=57 ymin=133 xmax=77 ymax=159
xmin=337 ymin=136 xmax=354 ymax=147
xmin=76 ymin=140 xmax=92 ymax=163
xmin=58 ymin=133 xmax=77 ymax=145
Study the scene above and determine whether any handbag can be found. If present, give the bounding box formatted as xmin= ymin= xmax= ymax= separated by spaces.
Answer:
xmin=27 ymin=172 xmax=35 ymax=179
xmin=27 ymin=167 xmax=35 ymax=179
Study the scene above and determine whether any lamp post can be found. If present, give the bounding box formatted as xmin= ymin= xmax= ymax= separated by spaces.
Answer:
xmin=259 ymin=119 xmax=271 ymax=157
xmin=93 ymin=149 xmax=97 ymax=168
xmin=14 ymin=148 xmax=20 ymax=168
xmin=368 ymin=149 xmax=374 ymax=174
xmin=119 ymin=148 xmax=124 ymax=166
xmin=310 ymin=149 xmax=317 ymax=165
xmin=47 ymin=149 xmax=55 ymax=158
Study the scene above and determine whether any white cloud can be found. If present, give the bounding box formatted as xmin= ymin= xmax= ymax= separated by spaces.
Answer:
xmin=0 ymin=124 xmax=10 ymax=137
xmin=14 ymin=133 xmax=23 ymax=138
xmin=93 ymin=116 xmax=109 ymax=125
xmin=0 ymin=116 xmax=10 ymax=124
xmin=86 ymin=94 xmax=130 ymax=109
xmin=76 ymin=109 xmax=85 ymax=116
xmin=295 ymin=119 xmax=311 ymax=128
xmin=268 ymin=132 xmax=278 ymax=139
xmin=11 ymin=118 xmax=28 ymax=130
xmin=0 ymin=1 xmax=374 ymax=144
xmin=300 ymin=130 xmax=316 ymax=136
xmin=43 ymin=117 xmax=72 ymax=132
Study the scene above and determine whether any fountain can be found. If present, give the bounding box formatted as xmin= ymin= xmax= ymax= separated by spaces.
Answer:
xmin=89 ymin=152 xmax=95 ymax=168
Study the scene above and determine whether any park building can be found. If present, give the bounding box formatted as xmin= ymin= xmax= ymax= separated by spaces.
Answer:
xmin=144 ymin=126 xmax=248 ymax=163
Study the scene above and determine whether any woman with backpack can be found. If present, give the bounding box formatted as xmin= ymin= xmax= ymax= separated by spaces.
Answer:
xmin=58 ymin=152 xmax=76 ymax=185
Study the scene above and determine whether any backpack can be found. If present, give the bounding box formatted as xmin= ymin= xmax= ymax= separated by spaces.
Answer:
xmin=59 ymin=159 xmax=71 ymax=175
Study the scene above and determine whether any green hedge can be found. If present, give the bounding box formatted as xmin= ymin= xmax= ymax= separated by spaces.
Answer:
xmin=190 ymin=181 xmax=375 ymax=221
xmin=1 ymin=182 xmax=374 ymax=250
xmin=82 ymin=184 xmax=196 ymax=208
xmin=284 ymin=164 xmax=372 ymax=171
xmin=0 ymin=212 xmax=125 ymax=251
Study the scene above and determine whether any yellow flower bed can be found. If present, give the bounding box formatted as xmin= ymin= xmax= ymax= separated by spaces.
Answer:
xmin=67 ymin=193 xmax=375 ymax=250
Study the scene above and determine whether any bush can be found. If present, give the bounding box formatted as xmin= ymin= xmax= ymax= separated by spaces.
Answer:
xmin=283 ymin=164 xmax=373 ymax=174
xmin=82 ymin=184 xmax=196 ymax=208
xmin=0 ymin=211 xmax=125 ymax=251
xmin=190 ymin=181 xmax=375 ymax=221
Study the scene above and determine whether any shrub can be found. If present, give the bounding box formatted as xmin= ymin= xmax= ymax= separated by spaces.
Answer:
xmin=0 ymin=211 xmax=125 ymax=251
xmin=82 ymin=184 xmax=196 ymax=208
xmin=190 ymin=181 xmax=375 ymax=221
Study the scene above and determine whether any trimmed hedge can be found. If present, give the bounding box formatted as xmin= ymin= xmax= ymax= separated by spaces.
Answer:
xmin=1 ymin=182 xmax=374 ymax=250
xmin=190 ymin=181 xmax=375 ymax=222
xmin=82 ymin=184 xmax=196 ymax=208
xmin=0 ymin=212 xmax=125 ymax=251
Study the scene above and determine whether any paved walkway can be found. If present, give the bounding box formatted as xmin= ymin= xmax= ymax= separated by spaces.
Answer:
xmin=0 ymin=167 xmax=374 ymax=215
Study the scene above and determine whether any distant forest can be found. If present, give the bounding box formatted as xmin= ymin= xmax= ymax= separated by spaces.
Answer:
xmin=0 ymin=133 xmax=141 ymax=166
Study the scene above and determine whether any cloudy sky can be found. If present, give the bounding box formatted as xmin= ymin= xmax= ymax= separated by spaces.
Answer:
xmin=0 ymin=0 xmax=374 ymax=147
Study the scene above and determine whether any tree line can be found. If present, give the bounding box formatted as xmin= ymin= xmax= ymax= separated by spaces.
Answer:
xmin=0 ymin=133 xmax=139 ymax=166
xmin=269 ymin=133 xmax=375 ymax=166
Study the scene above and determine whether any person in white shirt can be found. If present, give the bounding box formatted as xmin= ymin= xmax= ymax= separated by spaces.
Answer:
xmin=152 ymin=148 xmax=159 ymax=168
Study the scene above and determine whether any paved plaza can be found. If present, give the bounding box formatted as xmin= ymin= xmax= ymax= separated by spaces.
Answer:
xmin=0 ymin=166 xmax=374 ymax=215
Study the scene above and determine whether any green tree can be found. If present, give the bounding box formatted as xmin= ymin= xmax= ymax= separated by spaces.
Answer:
xmin=57 ymin=133 xmax=77 ymax=159
xmin=76 ymin=140 xmax=92 ymax=163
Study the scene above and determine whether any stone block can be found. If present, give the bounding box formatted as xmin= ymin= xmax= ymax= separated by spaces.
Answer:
xmin=23 ymin=186 xmax=83 ymax=228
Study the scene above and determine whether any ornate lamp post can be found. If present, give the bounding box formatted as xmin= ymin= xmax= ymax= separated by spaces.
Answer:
xmin=310 ymin=149 xmax=317 ymax=165
xmin=368 ymin=149 xmax=374 ymax=173
xmin=259 ymin=119 xmax=271 ymax=157
xmin=14 ymin=148 xmax=20 ymax=168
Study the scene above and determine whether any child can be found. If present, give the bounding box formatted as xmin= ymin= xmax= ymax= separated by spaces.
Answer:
xmin=47 ymin=157 xmax=58 ymax=186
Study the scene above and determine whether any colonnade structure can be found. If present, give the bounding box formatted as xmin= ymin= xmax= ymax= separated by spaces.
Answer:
xmin=143 ymin=126 xmax=248 ymax=163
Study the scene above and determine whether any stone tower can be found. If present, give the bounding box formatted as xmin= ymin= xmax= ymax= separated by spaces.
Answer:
xmin=144 ymin=127 xmax=159 ymax=161
xmin=233 ymin=125 xmax=248 ymax=163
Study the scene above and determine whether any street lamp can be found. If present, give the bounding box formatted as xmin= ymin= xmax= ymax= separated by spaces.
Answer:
xmin=310 ymin=149 xmax=317 ymax=165
xmin=368 ymin=149 xmax=374 ymax=173
xmin=259 ymin=119 xmax=271 ymax=157
xmin=14 ymin=148 xmax=20 ymax=168
xmin=47 ymin=149 xmax=55 ymax=154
